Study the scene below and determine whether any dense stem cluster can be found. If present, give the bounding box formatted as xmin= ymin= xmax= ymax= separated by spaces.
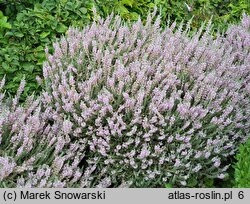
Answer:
xmin=0 ymin=13 xmax=250 ymax=187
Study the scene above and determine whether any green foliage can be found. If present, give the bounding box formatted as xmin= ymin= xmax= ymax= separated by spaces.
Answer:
xmin=234 ymin=139 xmax=250 ymax=188
xmin=95 ymin=0 xmax=250 ymax=32
xmin=0 ymin=11 xmax=11 ymax=30
xmin=0 ymin=0 xmax=95 ymax=99
xmin=191 ymin=0 xmax=250 ymax=32
xmin=94 ymin=0 xmax=153 ymax=21
xmin=0 ymin=1 xmax=42 ymax=20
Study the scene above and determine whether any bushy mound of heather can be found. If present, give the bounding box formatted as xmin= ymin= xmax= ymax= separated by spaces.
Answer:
xmin=41 ymin=13 xmax=250 ymax=187
xmin=1 ymin=13 xmax=250 ymax=188
xmin=0 ymin=78 xmax=88 ymax=187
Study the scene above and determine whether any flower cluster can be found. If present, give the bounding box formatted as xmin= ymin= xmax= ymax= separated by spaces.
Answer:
xmin=1 ymin=13 xmax=250 ymax=187
xmin=0 ymin=78 xmax=87 ymax=187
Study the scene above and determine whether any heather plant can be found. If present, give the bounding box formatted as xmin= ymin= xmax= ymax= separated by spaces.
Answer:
xmin=40 ymin=12 xmax=250 ymax=187
xmin=0 ymin=78 xmax=97 ymax=187
xmin=1 ymin=0 xmax=249 ymax=99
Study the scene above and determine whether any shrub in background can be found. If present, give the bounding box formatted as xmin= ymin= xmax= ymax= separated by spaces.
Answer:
xmin=0 ymin=0 xmax=41 ymax=20
xmin=234 ymin=138 xmax=250 ymax=187
xmin=0 ymin=0 xmax=94 ymax=99
xmin=40 ymin=13 xmax=250 ymax=187
xmin=95 ymin=0 xmax=250 ymax=31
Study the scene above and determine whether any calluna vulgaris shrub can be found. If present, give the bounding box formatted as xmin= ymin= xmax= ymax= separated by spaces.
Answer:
xmin=0 ymin=79 xmax=129 ymax=188
xmin=0 ymin=79 xmax=90 ymax=187
xmin=1 ymin=12 xmax=250 ymax=187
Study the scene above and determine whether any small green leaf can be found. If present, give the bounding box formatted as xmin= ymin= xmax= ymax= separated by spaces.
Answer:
xmin=5 ymin=31 xmax=14 ymax=36
xmin=65 ymin=2 xmax=75 ymax=10
xmin=16 ymin=13 xmax=25 ymax=22
xmin=14 ymin=32 xmax=24 ymax=38
xmin=2 ymin=62 xmax=9 ymax=70
xmin=23 ymin=63 xmax=35 ymax=73
xmin=34 ymin=46 xmax=44 ymax=52
xmin=2 ymin=62 xmax=15 ymax=73
xmin=56 ymin=23 xmax=67 ymax=33
xmin=5 ymin=83 xmax=17 ymax=89
xmin=0 ymin=17 xmax=12 ymax=29
xmin=117 ymin=5 xmax=129 ymax=15
xmin=40 ymin=31 xmax=50 ymax=38
xmin=13 ymin=73 xmax=25 ymax=82
xmin=148 ymin=3 xmax=155 ymax=8
xmin=35 ymin=51 xmax=45 ymax=59
xmin=80 ymin=7 xmax=88 ymax=14
xmin=130 ymin=12 xmax=139 ymax=21
xmin=122 ymin=0 xmax=134 ymax=7
xmin=165 ymin=183 xmax=173 ymax=188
